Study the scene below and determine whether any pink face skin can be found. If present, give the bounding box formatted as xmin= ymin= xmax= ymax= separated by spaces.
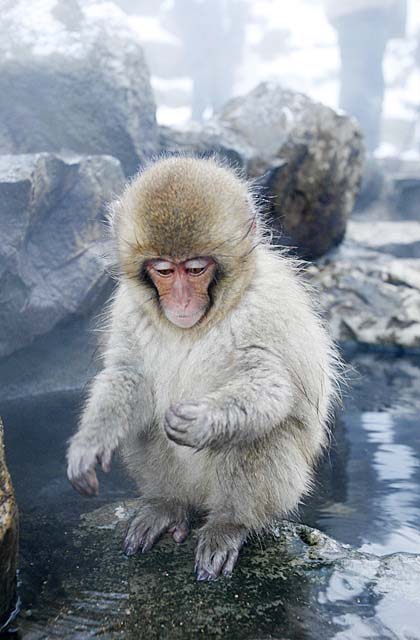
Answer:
xmin=146 ymin=257 xmax=217 ymax=328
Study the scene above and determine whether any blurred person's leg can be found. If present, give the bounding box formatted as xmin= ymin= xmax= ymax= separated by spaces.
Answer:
xmin=210 ymin=57 xmax=235 ymax=113
xmin=191 ymin=67 xmax=211 ymax=121
xmin=209 ymin=0 xmax=248 ymax=113
xmin=187 ymin=0 xmax=223 ymax=120
xmin=336 ymin=10 xmax=389 ymax=151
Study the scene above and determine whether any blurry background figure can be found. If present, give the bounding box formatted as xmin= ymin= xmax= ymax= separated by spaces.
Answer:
xmin=326 ymin=0 xmax=407 ymax=152
xmin=165 ymin=0 xmax=248 ymax=121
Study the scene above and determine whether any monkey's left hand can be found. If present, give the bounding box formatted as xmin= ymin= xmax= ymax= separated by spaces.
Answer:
xmin=164 ymin=400 xmax=217 ymax=450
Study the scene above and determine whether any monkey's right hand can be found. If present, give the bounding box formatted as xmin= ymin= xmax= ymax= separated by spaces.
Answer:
xmin=66 ymin=437 xmax=114 ymax=497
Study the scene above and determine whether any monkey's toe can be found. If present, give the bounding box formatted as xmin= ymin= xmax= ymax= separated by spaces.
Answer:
xmin=123 ymin=505 xmax=190 ymax=556
xmin=123 ymin=518 xmax=165 ymax=556
xmin=195 ymin=527 xmax=245 ymax=580
xmin=194 ymin=548 xmax=239 ymax=581
xmin=168 ymin=521 xmax=190 ymax=543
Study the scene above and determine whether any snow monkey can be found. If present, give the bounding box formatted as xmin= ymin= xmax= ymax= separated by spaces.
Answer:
xmin=67 ymin=156 xmax=340 ymax=581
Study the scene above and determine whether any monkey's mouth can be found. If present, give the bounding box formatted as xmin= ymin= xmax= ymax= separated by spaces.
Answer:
xmin=164 ymin=308 xmax=207 ymax=329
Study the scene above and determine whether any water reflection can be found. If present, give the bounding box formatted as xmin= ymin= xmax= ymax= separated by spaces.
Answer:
xmin=321 ymin=553 xmax=420 ymax=639
xmin=360 ymin=411 xmax=420 ymax=555
xmin=302 ymin=354 xmax=420 ymax=558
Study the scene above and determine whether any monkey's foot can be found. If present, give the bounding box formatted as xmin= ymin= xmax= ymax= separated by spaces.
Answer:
xmin=195 ymin=524 xmax=247 ymax=581
xmin=123 ymin=502 xmax=189 ymax=556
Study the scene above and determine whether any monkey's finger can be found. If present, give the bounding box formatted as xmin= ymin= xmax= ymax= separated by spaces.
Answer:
xmin=164 ymin=411 xmax=189 ymax=432
xmin=165 ymin=427 xmax=195 ymax=448
xmin=170 ymin=402 xmax=201 ymax=420
xmin=164 ymin=419 xmax=191 ymax=441
xmin=98 ymin=450 xmax=113 ymax=473
xmin=69 ymin=469 xmax=99 ymax=497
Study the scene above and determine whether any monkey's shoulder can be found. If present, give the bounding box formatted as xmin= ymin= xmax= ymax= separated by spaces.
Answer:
xmin=240 ymin=250 xmax=322 ymax=330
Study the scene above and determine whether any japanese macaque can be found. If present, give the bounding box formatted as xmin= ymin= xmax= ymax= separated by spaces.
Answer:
xmin=67 ymin=156 xmax=340 ymax=581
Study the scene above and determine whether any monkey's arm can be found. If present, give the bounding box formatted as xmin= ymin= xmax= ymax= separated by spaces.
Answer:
xmin=165 ymin=346 xmax=294 ymax=450
xmin=67 ymin=365 xmax=152 ymax=496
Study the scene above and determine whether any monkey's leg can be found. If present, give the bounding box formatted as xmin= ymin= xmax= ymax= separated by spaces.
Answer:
xmin=124 ymin=499 xmax=190 ymax=556
xmin=194 ymin=521 xmax=247 ymax=581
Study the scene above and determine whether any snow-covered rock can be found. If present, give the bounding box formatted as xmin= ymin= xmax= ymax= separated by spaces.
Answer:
xmin=0 ymin=153 xmax=124 ymax=358
xmin=309 ymin=221 xmax=420 ymax=350
xmin=0 ymin=0 xmax=158 ymax=176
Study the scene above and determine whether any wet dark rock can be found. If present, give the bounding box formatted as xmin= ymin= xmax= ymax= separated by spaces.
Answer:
xmin=205 ymin=82 xmax=364 ymax=259
xmin=0 ymin=0 xmax=158 ymax=176
xmin=0 ymin=418 xmax=18 ymax=629
xmin=309 ymin=220 xmax=420 ymax=350
xmin=0 ymin=153 xmax=124 ymax=358
xmin=14 ymin=499 xmax=420 ymax=639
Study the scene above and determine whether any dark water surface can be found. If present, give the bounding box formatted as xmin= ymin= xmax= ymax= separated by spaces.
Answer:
xmin=1 ymin=349 xmax=420 ymax=638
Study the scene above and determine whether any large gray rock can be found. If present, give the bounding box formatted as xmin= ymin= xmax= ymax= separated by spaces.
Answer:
xmin=309 ymin=220 xmax=420 ymax=350
xmin=0 ymin=0 xmax=158 ymax=176
xmin=0 ymin=153 xmax=124 ymax=358
xmin=0 ymin=419 xmax=18 ymax=630
xmin=16 ymin=499 xmax=420 ymax=639
xmin=208 ymin=83 xmax=364 ymax=259
xmin=161 ymin=83 xmax=364 ymax=259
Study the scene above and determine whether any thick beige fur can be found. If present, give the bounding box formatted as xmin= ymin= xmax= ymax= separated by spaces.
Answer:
xmin=67 ymin=156 xmax=341 ymax=577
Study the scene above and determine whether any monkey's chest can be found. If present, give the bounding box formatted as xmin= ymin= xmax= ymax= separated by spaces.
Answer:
xmin=143 ymin=334 xmax=233 ymax=415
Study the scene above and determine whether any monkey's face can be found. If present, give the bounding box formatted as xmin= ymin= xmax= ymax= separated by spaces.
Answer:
xmin=145 ymin=256 xmax=217 ymax=329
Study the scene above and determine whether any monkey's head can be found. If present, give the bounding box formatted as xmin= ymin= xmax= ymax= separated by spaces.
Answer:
xmin=111 ymin=157 xmax=259 ymax=330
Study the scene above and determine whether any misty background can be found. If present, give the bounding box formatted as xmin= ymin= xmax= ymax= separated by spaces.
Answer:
xmin=113 ymin=0 xmax=420 ymax=158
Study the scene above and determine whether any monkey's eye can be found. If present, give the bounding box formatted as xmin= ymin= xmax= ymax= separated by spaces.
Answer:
xmin=156 ymin=268 xmax=174 ymax=277
xmin=186 ymin=266 xmax=206 ymax=276
xmin=184 ymin=258 xmax=211 ymax=276
xmin=149 ymin=260 xmax=175 ymax=278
